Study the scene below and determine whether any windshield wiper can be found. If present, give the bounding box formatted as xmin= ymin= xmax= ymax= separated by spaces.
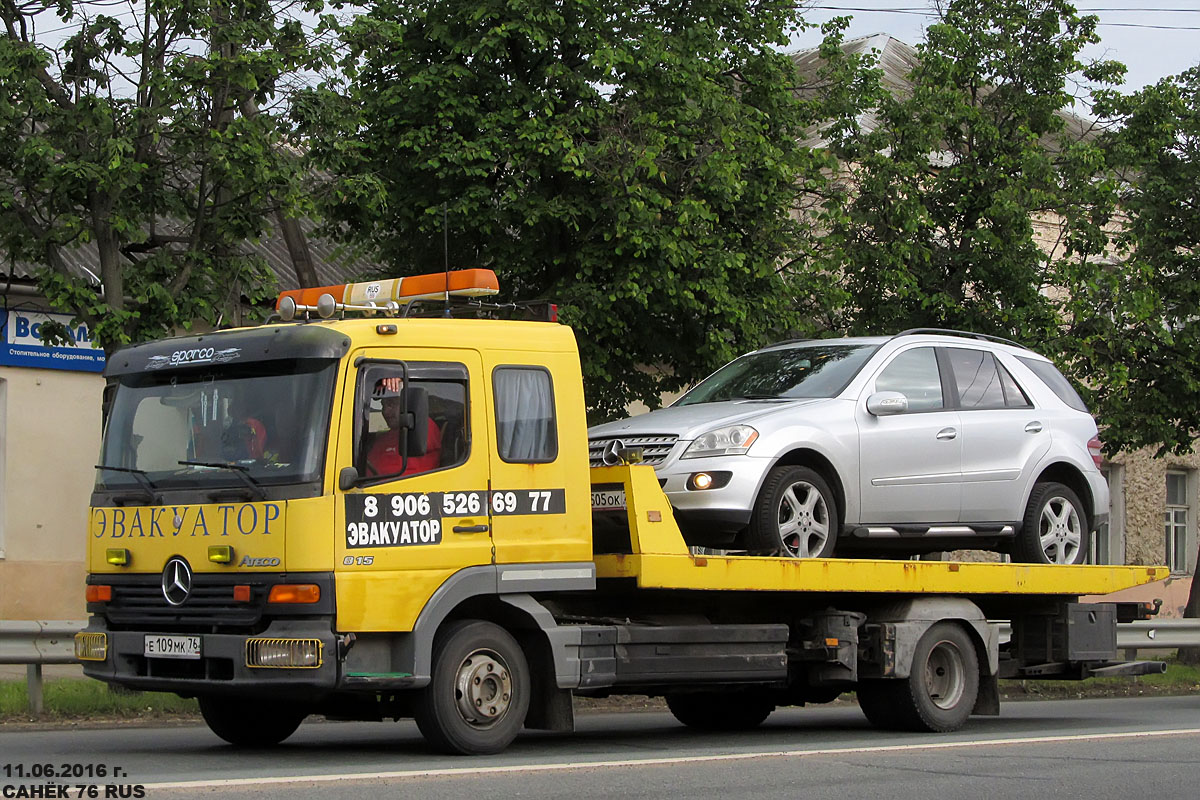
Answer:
xmin=178 ymin=460 xmax=267 ymax=500
xmin=95 ymin=465 xmax=160 ymax=505
xmin=734 ymin=394 xmax=788 ymax=400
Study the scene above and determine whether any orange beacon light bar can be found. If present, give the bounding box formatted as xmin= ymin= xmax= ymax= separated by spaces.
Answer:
xmin=276 ymin=269 xmax=499 ymax=319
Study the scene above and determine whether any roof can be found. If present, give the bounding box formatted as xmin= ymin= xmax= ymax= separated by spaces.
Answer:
xmin=789 ymin=34 xmax=1100 ymax=149
xmin=2 ymin=217 xmax=379 ymax=294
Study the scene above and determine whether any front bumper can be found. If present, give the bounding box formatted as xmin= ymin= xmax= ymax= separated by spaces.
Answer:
xmin=657 ymin=454 xmax=773 ymax=539
xmin=81 ymin=618 xmax=340 ymax=698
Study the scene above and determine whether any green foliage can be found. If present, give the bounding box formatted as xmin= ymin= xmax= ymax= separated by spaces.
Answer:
xmin=818 ymin=0 xmax=1119 ymax=345
xmin=0 ymin=678 xmax=197 ymax=719
xmin=298 ymin=0 xmax=856 ymax=420
xmin=0 ymin=0 xmax=327 ymax=352
xmin=1057 ymin=68 xmax=1200 ymax=457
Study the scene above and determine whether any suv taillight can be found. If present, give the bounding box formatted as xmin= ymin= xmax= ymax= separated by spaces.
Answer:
xmin=1087 ymin=436 xmax=1103 ymax=468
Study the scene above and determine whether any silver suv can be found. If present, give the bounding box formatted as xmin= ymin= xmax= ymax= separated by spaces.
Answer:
xmin=588 ymin=330 xmax=1107 ymax=565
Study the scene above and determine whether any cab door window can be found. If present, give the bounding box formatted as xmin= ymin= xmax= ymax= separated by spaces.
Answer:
xmin=493 ymin=366 xmax=557 ymax=463
xmin=355 ymin=362 xmax=469 ymax=483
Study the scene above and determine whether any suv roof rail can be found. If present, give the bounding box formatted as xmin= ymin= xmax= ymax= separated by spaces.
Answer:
xmin=893 ymin=328 xmax=1028 ymax=350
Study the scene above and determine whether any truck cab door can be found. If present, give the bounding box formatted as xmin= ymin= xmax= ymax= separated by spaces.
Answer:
xmin=334 ymin=349 xmax=493 ymax=633
xmin=483 ymin=351 xmax=592 ymax=566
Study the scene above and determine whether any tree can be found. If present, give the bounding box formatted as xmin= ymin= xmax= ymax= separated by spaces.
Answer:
xmin=297 ymin=0 xmax=856 ymax=420
xmin=817 ymin=0 xmax=1122 ymax=344
xmin=1063 ymin=69 xmax=1200 ymax=658
xmin=0 ymin=0 xmax=327 ymax=353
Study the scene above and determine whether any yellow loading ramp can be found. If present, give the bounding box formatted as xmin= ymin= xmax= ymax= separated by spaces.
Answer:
xmin=591 ymin=465 xmax=1168 ymax=595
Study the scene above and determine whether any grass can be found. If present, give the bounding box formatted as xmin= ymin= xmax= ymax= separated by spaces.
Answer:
xmin=1 ymin=660 xmax=1198 ymax=724
xmin=0 ymin=678 xmax=198 ymax=722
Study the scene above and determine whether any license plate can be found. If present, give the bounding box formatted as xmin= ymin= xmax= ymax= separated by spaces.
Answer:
xmin=591 ymin=489 xmax=627 ymax=512
xmin=144 ymin=635 xmax=201 ymax=660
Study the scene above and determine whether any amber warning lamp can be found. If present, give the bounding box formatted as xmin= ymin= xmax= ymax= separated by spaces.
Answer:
xmin=275 ymin=269 xmax=500 ymax=320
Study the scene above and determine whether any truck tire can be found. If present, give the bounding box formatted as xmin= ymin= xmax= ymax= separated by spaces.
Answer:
xmin=413 ymin=619 xmax=530 ymax=755
xmin=745 ymin=466 xmax=838 ymax=558
xmin=198 ymin=696 xmax=307 ymax=746
xmin=1014 ymin=482 xmax=1090 ymax=565
xmin=665 ymin=691 xmax=775 ymax=730
xmin=856 ymin=622 xmax=979 ymax=733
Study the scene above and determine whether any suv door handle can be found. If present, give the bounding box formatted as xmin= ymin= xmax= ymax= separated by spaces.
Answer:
xmin=452 ymin=524 xmax=490 ymax=534
xmin=936 ymin=427 xmax=957 ymax=440
xmin=1025 ymin=421 xmax=1044 ymax=434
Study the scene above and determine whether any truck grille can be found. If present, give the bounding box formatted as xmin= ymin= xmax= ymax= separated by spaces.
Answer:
xmin=588 ymin=435 xmax=678 ymax=467
xmin=102 ymin=577 xmax=269 ymax=630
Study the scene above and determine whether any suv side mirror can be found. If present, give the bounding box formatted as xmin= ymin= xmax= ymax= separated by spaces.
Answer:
xmin=867 ymin=391 xmax=909 ymax=416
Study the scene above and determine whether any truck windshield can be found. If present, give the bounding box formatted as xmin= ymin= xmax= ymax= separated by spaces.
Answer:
xmin=676 ymin=344 xmax=878 ymax=406
xmin=97 ymin=359 xmax=337 ymax=491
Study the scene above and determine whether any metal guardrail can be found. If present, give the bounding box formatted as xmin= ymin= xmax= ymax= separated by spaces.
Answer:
xmin=0 ymin=620 xmax=87 ymax=714
xmin=1 ymin=618 xmax=1198 ymax=715
xmin=995 ymin=619 xmax=1200 ymax=649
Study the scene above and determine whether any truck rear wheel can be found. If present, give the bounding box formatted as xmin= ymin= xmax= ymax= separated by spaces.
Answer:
xmin=198 ymin=696 xmax=307 ymax=746
xmin=665 ymin=691 xmax=775 ymax=730
xmin=414 ymin=620 xmax=530 ymax=755
xmin=856 ymin=622 xmax=979 ymax=733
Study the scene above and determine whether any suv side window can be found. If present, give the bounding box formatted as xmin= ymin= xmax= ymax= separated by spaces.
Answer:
xmin=1016 ymin=356 xmax=1088 ymax=411
xmin=947 ymin=348 xmax=1008 ymax=410
xmin=875 ymin=347 xmax=944 ymax=411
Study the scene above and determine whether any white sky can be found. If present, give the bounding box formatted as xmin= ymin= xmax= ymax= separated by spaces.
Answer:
xmin=790 ymin=2 xmax=1200 ymax=92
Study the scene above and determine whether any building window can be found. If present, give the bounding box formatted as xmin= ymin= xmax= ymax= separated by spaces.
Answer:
xmin=1164 ymin=470 xmax=1193 ymax=573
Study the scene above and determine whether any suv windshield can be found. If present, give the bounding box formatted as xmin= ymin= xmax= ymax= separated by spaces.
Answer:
xmin=97 ymin=359 xmax=338 ymax=492
xmin=676 ymin=344 xmax=878 ymax=406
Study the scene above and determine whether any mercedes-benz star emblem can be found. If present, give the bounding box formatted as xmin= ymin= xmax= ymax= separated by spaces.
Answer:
xmin=601 ymin=439 xmax=625 ymax=467
xmin=161 ymin=557 xmax=193 ymax=606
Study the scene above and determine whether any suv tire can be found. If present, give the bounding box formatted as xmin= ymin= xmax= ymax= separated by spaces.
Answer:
xmin=1015 ymin=482 xmax=1090 ymax=565
xmin=745 ymin=465 xmax=838 ymax=558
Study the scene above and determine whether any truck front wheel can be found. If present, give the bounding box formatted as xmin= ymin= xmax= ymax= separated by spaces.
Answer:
xmin=414 ymin=620 xmax=531 ymax=755
xmin=666 ymin=691 xmax=775 ymax=730
xmin=856 ymin=622 xmax=979 ymax=733
xmin=198 ymin=695 xmax=307 ymax=746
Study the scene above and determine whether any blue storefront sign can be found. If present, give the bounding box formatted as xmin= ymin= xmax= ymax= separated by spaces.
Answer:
xmin=0 ymin=309 xmax=106 ymax=372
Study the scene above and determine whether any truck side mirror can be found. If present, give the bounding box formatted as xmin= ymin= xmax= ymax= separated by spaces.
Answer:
xmin=866 ymin=391 xmax=908 ymax=416
xmin=404 ymin=386 xmax=431 ymax=456
xmin=339 ymin=466 xmax=360 ymax=491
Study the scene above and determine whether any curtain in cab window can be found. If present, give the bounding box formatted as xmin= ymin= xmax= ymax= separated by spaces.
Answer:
xmin=494 ymin=367 xmax=557 ymax=462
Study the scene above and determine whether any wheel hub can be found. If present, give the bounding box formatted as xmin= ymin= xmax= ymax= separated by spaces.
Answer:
xmin=925 ymin=640 xmax=966 ymax=711
xmin=453 ymin=649 xmax=512 ymax=727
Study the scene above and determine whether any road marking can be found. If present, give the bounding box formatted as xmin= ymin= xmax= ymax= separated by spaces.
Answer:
xmin=146 ymin=727 xmax=1200 ymax=790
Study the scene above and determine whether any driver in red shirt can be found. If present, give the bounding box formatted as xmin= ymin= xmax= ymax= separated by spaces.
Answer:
xmin=366 ymin=392 xmax=442 ymax=477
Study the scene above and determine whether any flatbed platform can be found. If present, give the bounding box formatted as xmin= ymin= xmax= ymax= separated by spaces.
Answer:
xmin=591 ymin=465 xmax=1168 ymax=596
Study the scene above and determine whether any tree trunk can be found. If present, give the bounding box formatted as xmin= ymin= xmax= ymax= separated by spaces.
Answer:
xmin=276 ymin=213 xmax=319 ymax=288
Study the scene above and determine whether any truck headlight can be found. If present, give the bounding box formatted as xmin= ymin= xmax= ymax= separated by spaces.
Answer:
xmin=682 ymin=425 xmax=759 ymax=459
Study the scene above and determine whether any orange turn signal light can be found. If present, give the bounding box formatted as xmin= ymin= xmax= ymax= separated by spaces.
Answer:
xmin=86 ymin=585 xmax=113 ymax=603
xmin=267 ymin=584 xmax=320 ymax=604
xmin=232 ymin=585 xmax=252 ymax=603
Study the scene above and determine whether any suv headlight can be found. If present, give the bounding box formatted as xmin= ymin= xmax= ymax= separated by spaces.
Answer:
xmin=682 ymin=425 xmax=759 ymax=459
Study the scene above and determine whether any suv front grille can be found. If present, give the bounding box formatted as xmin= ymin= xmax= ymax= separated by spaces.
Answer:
xmin=588 ymin=435 xmax=678 ymax=467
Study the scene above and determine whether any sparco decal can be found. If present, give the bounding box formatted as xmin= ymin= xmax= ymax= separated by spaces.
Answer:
xmin=146 ymin=347 xmax=242 ymax=369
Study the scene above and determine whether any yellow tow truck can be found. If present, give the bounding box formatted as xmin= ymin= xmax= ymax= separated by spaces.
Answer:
xmin=76 ymin=269 xmax=1167 ymax=755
